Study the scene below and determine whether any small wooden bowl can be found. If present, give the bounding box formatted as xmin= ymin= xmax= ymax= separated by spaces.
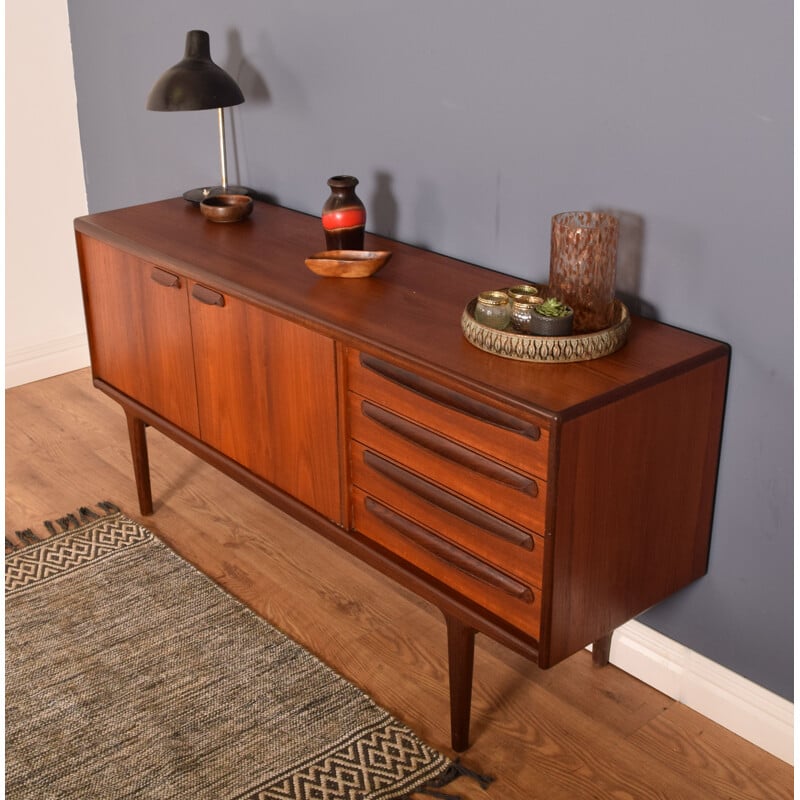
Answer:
xmin=304 ymin=250 xmax=391 ymax=278
xmin=199 ymin=194 xmax=253 ymax=223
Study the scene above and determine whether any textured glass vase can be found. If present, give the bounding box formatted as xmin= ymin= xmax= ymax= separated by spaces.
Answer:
xmin=549 ymin=211 xmax=619 ymax=333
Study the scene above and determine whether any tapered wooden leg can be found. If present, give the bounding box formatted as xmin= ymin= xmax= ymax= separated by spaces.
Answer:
xmin=126 ymin=412 xmax=153 ymax=516
xmin=445 ymin=613 xmax=476 ymax=752
xmin=592 ymin=632 xmax=613 ymax=667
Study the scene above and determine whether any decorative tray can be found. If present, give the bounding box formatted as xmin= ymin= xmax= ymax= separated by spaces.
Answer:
xmin=461 ymin=298 xmax=630 ymax=363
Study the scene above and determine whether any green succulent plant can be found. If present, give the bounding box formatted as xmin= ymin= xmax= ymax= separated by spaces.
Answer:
xmin=535 ymin=297 xmax=572 ymax=318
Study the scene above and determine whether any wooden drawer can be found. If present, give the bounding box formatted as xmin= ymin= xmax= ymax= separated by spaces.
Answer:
xmin=347 ymin=350 xmax=549 ymax=480
xmin=352 ymin=487 xmax=541 ymax=638
xmin=348 ymin=392 xmax=547 ymax=534
xmin=350 ymin=442 xmax=544 ymax=588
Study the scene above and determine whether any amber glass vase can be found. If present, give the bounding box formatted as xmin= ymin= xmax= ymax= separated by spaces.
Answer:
xmin=548 ymin=211 xmax=619 ymax=333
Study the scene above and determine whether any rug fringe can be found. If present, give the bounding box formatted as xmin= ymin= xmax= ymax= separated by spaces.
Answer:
xmin=17 ymin=528 xmax=41 ymax=546
xmin=403 ymin=758 xmax=494 ymax=799
xmin=7 ymin=501 xmax=121 ymax=554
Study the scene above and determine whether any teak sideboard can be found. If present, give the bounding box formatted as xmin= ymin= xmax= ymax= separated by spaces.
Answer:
xmin=75 ymin=198 xmax=729 ymax=751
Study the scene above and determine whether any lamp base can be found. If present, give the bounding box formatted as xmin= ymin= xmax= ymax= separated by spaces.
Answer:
xmin=183 ymin=185 xmax=254 ymax=204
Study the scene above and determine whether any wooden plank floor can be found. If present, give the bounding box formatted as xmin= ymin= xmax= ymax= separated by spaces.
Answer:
xmin=5 ymin=368 xmax=793 ymax=799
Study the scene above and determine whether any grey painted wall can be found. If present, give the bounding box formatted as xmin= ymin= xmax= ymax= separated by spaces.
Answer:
xmin=67 ymin=1 xmax=793 ymax=699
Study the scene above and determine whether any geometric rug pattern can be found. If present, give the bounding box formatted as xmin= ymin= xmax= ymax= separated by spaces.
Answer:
xmin=5 ymin=505 xmax=482 ymax=800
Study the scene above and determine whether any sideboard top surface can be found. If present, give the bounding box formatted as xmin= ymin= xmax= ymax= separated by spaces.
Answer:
xmin=75 ymin=198 xmax=729 ymax=419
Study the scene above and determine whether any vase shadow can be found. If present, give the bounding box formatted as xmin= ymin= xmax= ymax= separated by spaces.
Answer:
xmin=595 ymin=208 xmax=659 ymax=321
xmin=369 ymin=170 xmax=399 ymax=240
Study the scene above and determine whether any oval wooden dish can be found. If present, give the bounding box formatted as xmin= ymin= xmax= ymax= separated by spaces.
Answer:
xmin=304 ymin=250 xmax=391 ymax=278
xmin=461 ymin=298 xmax=631 ymax=363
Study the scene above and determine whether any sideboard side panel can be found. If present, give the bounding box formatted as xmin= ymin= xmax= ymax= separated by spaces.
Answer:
xmin=543 ymin=354 xmax=729 ymax=667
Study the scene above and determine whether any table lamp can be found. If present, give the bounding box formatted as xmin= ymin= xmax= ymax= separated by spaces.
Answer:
xmin=147 ymin=29 xmax=251 ymax=203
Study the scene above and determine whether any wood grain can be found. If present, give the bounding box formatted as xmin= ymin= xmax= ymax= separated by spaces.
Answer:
xmin=77 ymin=234 xmax=200 ymax=437
xmin=80 ymin=234 xmax=344 ymax=525
xmin=545 ymin=357 xmax=729 ymax=666
xmin=5 ymin=369 xmax=791 ymax=799
xmin=74 ymin=199 xmax=732 ymax=750
xmin=74 ymin=199 xmax=729 ymax=418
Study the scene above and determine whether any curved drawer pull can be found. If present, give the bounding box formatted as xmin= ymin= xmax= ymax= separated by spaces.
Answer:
xmin=361 ymin=400 xmax=538 ymax=497
xmin=364 ymin=496 xmax=534 ymax=603
xmin=359 ymin=354 xmax=540 ymax=440
xmin=191 ymin=284 xmax=225 ymax=307
xmin=363 ymin=450 xmax=534 ymax=551
xmin=150 ymin=267 xmax=181 ymax=289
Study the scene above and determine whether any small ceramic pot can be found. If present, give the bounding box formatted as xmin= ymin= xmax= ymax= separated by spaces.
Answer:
xmin=527 ymin=306 xmax=574 ymax=336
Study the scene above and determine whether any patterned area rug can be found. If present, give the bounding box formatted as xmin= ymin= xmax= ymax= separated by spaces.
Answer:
xmin=5 ymin=504 xmax=489 ymax=799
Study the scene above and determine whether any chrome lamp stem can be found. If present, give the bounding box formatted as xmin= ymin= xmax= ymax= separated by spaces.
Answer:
xmin=217 ymin=107 xmax=228 ymax=191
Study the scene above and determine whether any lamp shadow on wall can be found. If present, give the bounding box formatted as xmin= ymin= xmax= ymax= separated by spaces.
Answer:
xmin=596 ymin=208 xmax=659 ymax=321
xmin=224 ymin=29 xmax=277 ymax=203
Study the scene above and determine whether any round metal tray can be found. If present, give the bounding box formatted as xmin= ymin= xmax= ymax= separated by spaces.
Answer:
xmin=461 ymin=298 xmax=630 ymax=363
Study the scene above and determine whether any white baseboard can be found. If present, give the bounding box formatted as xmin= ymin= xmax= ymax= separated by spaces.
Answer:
xmin=6 ymin=333 xmax=90 ymax=388
xmin=594 ymin=620 xmax=793 ymax=764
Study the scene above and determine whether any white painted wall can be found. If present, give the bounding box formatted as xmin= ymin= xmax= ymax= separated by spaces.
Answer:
xmin=5 ymin=0 xmax=90 ymax=387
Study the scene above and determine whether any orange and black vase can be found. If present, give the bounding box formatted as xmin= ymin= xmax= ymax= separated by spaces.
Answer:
xmin=322 ymin=175 xmax=366 ymax=250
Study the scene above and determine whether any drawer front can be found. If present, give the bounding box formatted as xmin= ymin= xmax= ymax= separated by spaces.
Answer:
xmin=351 ymin=441 xmax=544 ymax=588
xmin=347 ymin=350 xmax=549 ymax=480
xmin=348 ymin=392 xmax=547 ymax=533
xmin=352 ymin=487 xmax=541 ymax=638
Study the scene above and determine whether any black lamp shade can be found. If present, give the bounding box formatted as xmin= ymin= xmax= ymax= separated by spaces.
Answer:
xmin=146 ymin=30 xmax=244 ymax=111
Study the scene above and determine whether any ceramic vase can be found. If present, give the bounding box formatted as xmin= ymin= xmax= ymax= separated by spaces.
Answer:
xmin=322 ymin=175 xmax=366 ymax=250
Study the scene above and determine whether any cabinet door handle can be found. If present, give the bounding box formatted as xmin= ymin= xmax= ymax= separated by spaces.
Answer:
xmin=361 ymin=400 xmax=538 ymax=497
xmin=364 ymin=496 xmax=534 ymax=603
xmin=191 ymin=284 xmax=225 ymax=307
xmin=150 ymin=267 xmax=181 ymax=289
xmin=363 ymin=450 xmax=534 ymax=551
xmin=360 ymin=354 xmax=540 ymax=440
